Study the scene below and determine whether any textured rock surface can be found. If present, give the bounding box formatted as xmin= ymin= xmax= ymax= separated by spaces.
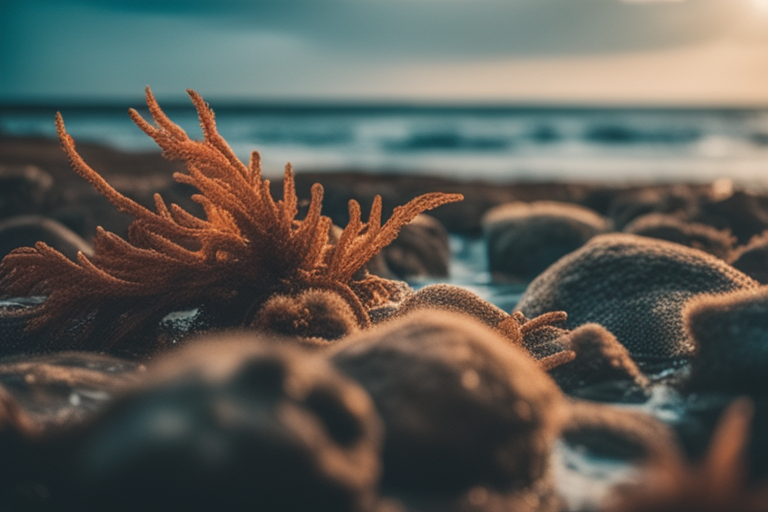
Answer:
xmin=483 ymin=201 xmax=609 ymax=282
xmin=685 ymin=288 xmax=768 ymax=396
xmin=730 ymin=230 xmax=768 ymax=284
xmin=1 ymin=334 xmax=383 ymax=512
xmin=0 ymin=165 xmax=54 ymax=221
xmin=517 ymin=234 xmax=757 ymax=361
xmin=623 ymin=213 xmax=735 ymax=260
xmin=332 ymin=310 xmax=564 ymax=512
xmin=378 ymin=214 xmax=451 ymax=279
xmin=549 ymin=324 xmax=649 ymax=398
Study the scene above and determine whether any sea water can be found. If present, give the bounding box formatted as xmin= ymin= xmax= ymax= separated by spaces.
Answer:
xmin=2 ymin=105 xmax=767 ymax=186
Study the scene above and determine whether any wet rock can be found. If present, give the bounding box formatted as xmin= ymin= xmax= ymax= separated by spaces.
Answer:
xmin=0 ymin=352 xmax=141 ymax=432
xmin=0 ymin=215 xmax=92 ymax=262
xmin=516 ymin=234 xmax=757 ymax=362
xmin=483 ymin=201 xmax=609 ymax=282
xmin=0 ymin=165 xmax=54 ymax=221
xmin=623 ymin=213 xmax=735 ymax=260
xmin=331 ymin=310 xmax=565 ymax=512
xmin=1 ymin=334 xmax=383 ymax=512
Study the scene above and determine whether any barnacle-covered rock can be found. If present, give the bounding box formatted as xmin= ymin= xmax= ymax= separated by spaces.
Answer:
xmin=623 ymin=213 xmax=735 ymax=260
xmin=482 ymin=201 xmax=609 ymax=282
xmin=331 ymin=310 xmax=565 ymax=512
xmin=0 ymin=334 xmax=383 ymax=512
xmin=684 ymin=287 xmax=768 ymax=396
xmin=517 ymin=234 xmax=757 ymax=362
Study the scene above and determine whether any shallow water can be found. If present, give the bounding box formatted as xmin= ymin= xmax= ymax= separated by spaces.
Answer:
xmin=424 ymin=235 xmax=691 ymax=511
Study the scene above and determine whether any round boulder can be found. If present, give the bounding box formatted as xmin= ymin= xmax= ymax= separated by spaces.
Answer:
xmin=483 ymin=201 xmax=609 ymax=282
xmin=516 ymin=234 xmax=757 ymax=362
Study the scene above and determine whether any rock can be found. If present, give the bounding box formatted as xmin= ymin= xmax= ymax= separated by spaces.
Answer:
xmin=0 ymin=165 xmax=54 ymax=221
xmin=1 ymin=333 xmax=383 ymax=512
xmin=549 ymin=324 xmax=649 ymax=399
xmin=623 ymin=213 xmax=735 ymax=260
xmin=483 ymin=201 xmax=609 ymax=282
xmin=0 ymin=352 xmax=141 ymax=432
xmin=684 ymin=288 xmax=768 ymax=396
xmin=730 ymin=230 xmax=768 ymax=284
xmin=393 ymin=284 xmax=572 ymax=363
xmin=331 ymin=310 xmax=565 ymax=512
xmin=377 ymin=214 xmax=451 ymax=279
xmin=692 ymin=190 xmax=768 ymax=245
xmin=516 ymin=234 xmax=757 ymax=362
xmin=606 ymin=186 xmax=696 ymax=230
xmin=0 ymin=215 xmax=92 ymax=262
xmin=251 ymin=289 xmax=361 ymax=342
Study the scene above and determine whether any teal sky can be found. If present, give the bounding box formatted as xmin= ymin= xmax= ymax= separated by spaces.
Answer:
xmin=1 ymin=0 xmax=767 ymax=105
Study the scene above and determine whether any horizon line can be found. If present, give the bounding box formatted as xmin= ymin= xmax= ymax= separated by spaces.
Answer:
xmin=1 ymin=97 xmax=767 ymax=113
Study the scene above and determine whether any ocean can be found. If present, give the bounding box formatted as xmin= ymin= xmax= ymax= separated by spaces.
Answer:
xmin=1 ymin=104 xmax=767 ymax=186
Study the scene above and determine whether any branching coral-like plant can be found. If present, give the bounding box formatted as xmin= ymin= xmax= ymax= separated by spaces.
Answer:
xmin=0 ymin=87 xmax=462 ymax=355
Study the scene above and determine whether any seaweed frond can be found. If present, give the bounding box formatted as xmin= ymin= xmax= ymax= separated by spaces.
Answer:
xmin=605 ymin=398 xmax=768 ymax=512
xmin=0 ymin=87 xmax=462 ymax=355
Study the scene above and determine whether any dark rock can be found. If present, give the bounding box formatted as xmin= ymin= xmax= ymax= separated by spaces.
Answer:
xmin=692 ymin=190 xmax=768 ymax=245
xmin=0 ymin=165 xmax=54 ymax=220
xmin=251 ymin=289 xmax=361 ymax=342
xmin=332 ymin=310 xmax=564 ymax=512
xmin=730 ymin=230 xmax=768 ymax=284
xmin=548 ymin=324 xmax=649 ymax=396
xmin=0 ymin=352 xmax=141 ymax=432
xmin=377 ymin=214 xmax=451 ymax=279
xmin=623 ymin=213 xmax=735 ymax=260
xmin=1 ymin=334 xmax=383 ymax=512
xmin=483 ymin=201 xmax=609 ymax=283
xmin=684 ymin=288 xmax=768 ymax=396
xmin=0 ymin=215 xmax=92 ymax=262
xmin=516 ymin=234 xmax=757 ymax=362
xmin=606 ymin=186 xmax=696 ymax=230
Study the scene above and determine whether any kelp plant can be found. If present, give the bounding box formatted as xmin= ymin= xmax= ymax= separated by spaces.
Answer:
xmin=0 ymin=87 xmax=463 ymax=356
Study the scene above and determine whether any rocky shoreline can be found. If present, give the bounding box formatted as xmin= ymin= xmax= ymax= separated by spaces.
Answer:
xmin=2 ymin=108 xmax=768 ymax=512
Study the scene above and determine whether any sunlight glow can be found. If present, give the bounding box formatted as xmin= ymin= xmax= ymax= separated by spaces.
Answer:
xmin=753 ymin=0 xmax=768 ymax=11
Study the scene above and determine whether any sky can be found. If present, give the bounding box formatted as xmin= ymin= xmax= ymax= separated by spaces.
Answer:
xmin=1 ymin=0 xmax=767 ymax=105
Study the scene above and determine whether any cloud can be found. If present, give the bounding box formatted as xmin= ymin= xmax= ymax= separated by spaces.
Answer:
xmin=0 ymin=0 xmax=764 ymax=102
xmin=64 ymin=0 xmax=744 ymax=57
